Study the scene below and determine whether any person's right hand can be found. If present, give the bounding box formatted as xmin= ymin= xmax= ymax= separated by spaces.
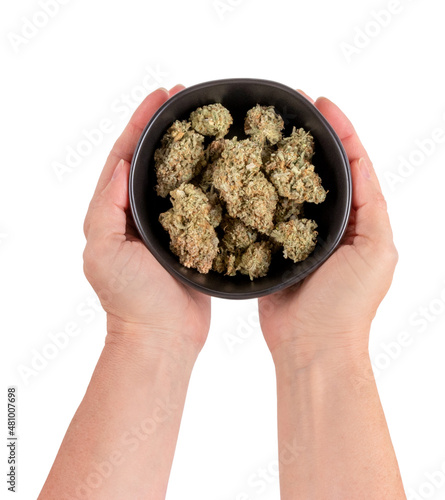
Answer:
xmin=259 ymin=95 xmax=398 ymax=364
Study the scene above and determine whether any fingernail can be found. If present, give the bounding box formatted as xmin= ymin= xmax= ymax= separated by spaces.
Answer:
xmin=169 ymin=84 xmax=184 ymax=93
xmin=112 ymin=159 xmax=124 ymax=180
xmin=358 ymin=157 xmax=371 ymax=179
xmin=158 ymin=87 xmax=169 ymax=95
xmin=315 ymin=96 xmax=330 ymax=105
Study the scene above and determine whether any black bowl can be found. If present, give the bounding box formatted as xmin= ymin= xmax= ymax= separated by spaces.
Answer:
xmin=129 ymin=79 xmax=351 ymax=299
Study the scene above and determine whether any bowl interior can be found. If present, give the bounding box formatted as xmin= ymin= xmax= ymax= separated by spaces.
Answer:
xmin=130 ymin=79 xmax=351 ymax=299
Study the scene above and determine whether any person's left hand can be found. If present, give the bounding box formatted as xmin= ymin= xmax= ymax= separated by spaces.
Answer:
xmin=83 ymin=85 xmax=211 ymax=355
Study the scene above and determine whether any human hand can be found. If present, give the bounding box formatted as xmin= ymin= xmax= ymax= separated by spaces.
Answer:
xmin=259 ymin=95 xmax=398 ymax=363
xmin=83 ymin=86 xmax=210 ymax=355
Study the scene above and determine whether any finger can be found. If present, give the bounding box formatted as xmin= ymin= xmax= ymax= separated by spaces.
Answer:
xmin=93 ymin=88 xmax=169 ymax=199
xmin=84 ymin=88 xmax=170 ymax=237
xmin=315 ymin=96 xmax=382 ymax=191
xmin=86 ymin=159 xmax=131 ymax=244
xmin=317 ymin=97 xmax=393 ymax=245
xmin=315 ymin=97 xmax=370 ymax=163
xmin=350 ymin=157 xmax=393 ymax=244
xmin=169 ymin=84 xmax=185 ymax=97
xmin=296 ymin=89 xmax=315 ymax=104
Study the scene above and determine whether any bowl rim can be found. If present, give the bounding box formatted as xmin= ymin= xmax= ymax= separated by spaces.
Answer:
xmin=129 ymin=78 xmax=352 ymax=299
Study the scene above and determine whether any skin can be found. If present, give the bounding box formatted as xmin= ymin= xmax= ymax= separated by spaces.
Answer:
xmin=38 ymin=85 xmax=211 ymax=500
xmin=39 ymin=87 xmax=405 ymax=499
xmin=259 ymin=92 xmax=406 ymax=499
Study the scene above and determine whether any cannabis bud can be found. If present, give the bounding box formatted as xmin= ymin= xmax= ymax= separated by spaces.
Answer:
xmin=190 ymin=103 xmax=233 ymax=139
xmin=155 ymin=103 xmax=327 ymax=280
xmin=155 ymin=120 xmax=205 ymax=197
xmin=245 ymin=104 xmax=284 ymax=145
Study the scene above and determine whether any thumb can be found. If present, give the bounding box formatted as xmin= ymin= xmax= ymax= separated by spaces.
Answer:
xmin=351 ymin=157 xmax=394 ymax=247
xmin=85 ymin=159 xmax=131 ymax=244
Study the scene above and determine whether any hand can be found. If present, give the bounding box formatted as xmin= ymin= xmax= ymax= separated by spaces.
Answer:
xmin=259 ymin=95 xmax=398 ymax=362
xmin=83 ymin=86 xmax=210 ymax=354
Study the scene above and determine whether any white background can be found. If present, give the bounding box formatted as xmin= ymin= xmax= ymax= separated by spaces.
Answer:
xmin=2 ymin=0 xmax=445 ymax=499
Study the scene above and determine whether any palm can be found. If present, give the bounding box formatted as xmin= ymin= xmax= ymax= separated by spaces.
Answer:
xmin=259 ymin=200 xmax=395 ymax=353
xmin=83 ymin=86 xmax=213 ymax=349
xmin=259 ymin=246 xmax=362 ymax=353
xmin=101 ymin=236 xmax=211 ymax=346
xmin=258 ymin=94 xmax=399 ymax=355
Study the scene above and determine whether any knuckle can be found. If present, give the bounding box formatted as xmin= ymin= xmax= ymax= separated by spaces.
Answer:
xmin=374 ymin=192 xmax=388 ymax=211
xmin=83 ymin=242 xmax=102 ymax=280
xmin=389 ymin=243 xmax=399 ymax=265
xmin=83 ymin=198 xmax=102 ymax=239
xmin=82 ymin=245 xmax=93 ymax=279
xmin=382 ymin=241 xmax=398 ymax=266
xmin=83 ymin=201 xmax=94 ymax=238
xmin=83 ymin=217 xmax=90 ymax=239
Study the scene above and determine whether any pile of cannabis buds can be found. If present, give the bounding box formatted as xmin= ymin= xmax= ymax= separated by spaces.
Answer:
xmin=154 ymin=103 xmax=327 ymax=280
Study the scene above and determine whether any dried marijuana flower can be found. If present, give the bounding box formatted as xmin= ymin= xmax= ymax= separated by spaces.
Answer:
xmin=264 ymin=127 xmax=326 ymax=203
xmin=206 ymin=191 xmax=223 ymax=228
xmin=238 ymin=241 xmax=272 ymax=280
xmin=190 ymin=103 xmax=233 ymax=139
xmin=155 ymin=121 xmax=205 ymax=197
xmin=212 ymin=217 xmax=258 ymax=277
xmin=192 ymin=139 xmax=226 ymax=194
xmin=212 ymin=248 xmax=239 ymax=276
xmin=271 ymin=219 xmax=318 ymax=263
xmin=154 ymin=102 xmax=327 ymax=278
xmin=244 ymin=105 xmax=284 ymax=145
xmin=274 ymin=197 xmax=304 ymax=224
xmin=212 ymin=138 xmax=278 ymax=234
xmin=221 ymin=216 xmax=258 ymax=252
xmin=159 ymin=183 xmax=219 ymax=273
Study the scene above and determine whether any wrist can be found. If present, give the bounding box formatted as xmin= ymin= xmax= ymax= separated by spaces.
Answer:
xmin=273 ymin=344 xmax=375 ymax=401
xmin=106 ymin=313 xmax=202 ymax=365
xmin=270 ymin=329 xmax=371 ymax=374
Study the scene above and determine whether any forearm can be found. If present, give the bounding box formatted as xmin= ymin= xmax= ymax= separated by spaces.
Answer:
xmin=273 ymin=339 xmax=406 ymax=500
xmin=39 ymin=328 xmax=198 ymax=500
